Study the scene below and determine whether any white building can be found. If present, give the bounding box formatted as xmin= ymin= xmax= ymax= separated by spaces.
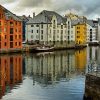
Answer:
xmin=86 ymin=20 xmax=97 ymax=43
xmin=26 ymin=10 xmax=67 ymax=47
xmin=66 ymin=18 xmax=75 ymax=45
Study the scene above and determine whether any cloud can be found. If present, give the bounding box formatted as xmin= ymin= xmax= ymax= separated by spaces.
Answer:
xmin=0 ymin=0 xmax=17 ymax=4
xmin=1 ymin=0 xmax=100 ymax=19
xmin=18 ymin=0 xmax=52 ymax=8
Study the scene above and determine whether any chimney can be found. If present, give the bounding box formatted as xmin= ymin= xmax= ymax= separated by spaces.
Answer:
xmin=33 ymin=12 xmax=35 ymax=18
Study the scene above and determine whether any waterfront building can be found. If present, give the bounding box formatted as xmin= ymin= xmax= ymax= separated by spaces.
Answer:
xmin=18 ymin=15 xmax=32 ymax=41
xmin=66 ymin=17 xmax=76 ymax=46
xmin=86 ymin=20 xmax=98 ymax=43
xmin=26 ymin=10 xmax=67 ymax=47
xmin=66 ymin=15 xmax=87 ymax=46
xmin=0 ymin=5 xmax=22 ymax=51
xmin=75 ymin=22 xmax=87 ymax=45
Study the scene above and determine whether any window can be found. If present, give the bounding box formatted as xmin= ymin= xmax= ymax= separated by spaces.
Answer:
xmin=15 ymin=42 xmax=17 ymax=46
xmin=37 ymin=30 xmax=39 ymax=33
xmin=15 ymin=22 xmax=17 ymax=25
xmin=15 ymin=35 xmax=17 ymax=39
xmin=36 ymin=24 xmax=39 ymax=27
xmin=31 ymin=25 xmax=34 ymax=27
xmin=41 ymin=24 xmax=43 ymax=28
xmin=10 ymin=35 xmax=13 ymax=41
xmin=15 ymin=29 xmax=17 ymax=32
xmin=61 ymin=25 xmax=63 ymax=29
xmin=10 ymin=42 xmax=13 ymax=48
xmin=41 ymin=30 xmax=43 ymax=34
xmin=10 ymin=22 xmax=13 ymax=26
xmin=4 ymin=42 xmax=7 ymax=46
xmin=31 ymin=30 xmax=33 ymax=33
xmin=19 ymin=35 xmax=21 ymax=39
xmin=10 ymin=28 xmax=13 ymax=34
xmin=41 ymin=35 xmax=43 ymax=40
xmin=5 ymin=35 xmax=7 ymax=39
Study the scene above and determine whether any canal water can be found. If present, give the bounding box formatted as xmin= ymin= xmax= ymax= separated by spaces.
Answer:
xmin=0 ymin=47 xmax=99 ymax=100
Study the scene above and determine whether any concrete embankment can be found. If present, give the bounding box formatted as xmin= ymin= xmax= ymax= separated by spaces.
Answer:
xmin=0 ymin=44 xmax=87 ymax=54
xmin=84 ymin=73 xmax=100 ymax=100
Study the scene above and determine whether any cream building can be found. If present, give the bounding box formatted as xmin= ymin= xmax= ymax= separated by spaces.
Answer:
xmin=26 ymin=10 xmax=67 ymax=47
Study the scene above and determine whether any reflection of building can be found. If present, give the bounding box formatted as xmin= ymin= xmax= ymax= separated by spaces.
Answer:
xmin=87 ymin=47 xmax=98 ymax=61
xmin=25 ymin=51 xmax=86 ymax=86
xmin=75 ymin=49 xmax=87 ymax=72
xmin=0 ymin=55 xmax=22 ymax=99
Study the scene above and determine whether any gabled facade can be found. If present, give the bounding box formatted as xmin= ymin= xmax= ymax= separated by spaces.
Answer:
xmin=0 ymin=5 xmax=22 ymax=50
xmin=26 ymin=10 xmax=67 ymax=47
xmin=66 ymin=14 xmax=87 ymax=46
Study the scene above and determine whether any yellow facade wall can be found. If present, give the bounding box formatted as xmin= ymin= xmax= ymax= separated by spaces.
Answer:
xmin=75 ymin=23 xmax=87 ymax=45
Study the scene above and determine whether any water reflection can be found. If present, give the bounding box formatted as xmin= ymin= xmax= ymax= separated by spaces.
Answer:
xmin=0 ymin=55 xmax=22 ymax=99
xmin=25 ymin=50 xmax=87 ymax=86
xmin=0 ymin=48 xmax=89 ymax=100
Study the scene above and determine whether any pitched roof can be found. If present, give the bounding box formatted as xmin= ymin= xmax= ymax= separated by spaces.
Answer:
xmin=71 ymin=18 xmax=86 ymax=26
xmin=0 ymin=5 xmax=22 ymax=21
xmin=27 ymin=10 xmax=67 ymax=24
xmin=87 ymin=20 xmax=97 ymax=28
xmin=18 ymin=15 xmax=32 ymax=22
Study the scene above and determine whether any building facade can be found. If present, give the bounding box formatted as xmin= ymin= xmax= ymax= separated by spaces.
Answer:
xmin=87 ymin=20 xmax=97 ymax=43
xmin=26 ymin=10 xmax=67 ymax=47
xmin=0 ymin=5 xmax=22 ymax=50
xmin=75 ymin=23 xmax=87 ymax=45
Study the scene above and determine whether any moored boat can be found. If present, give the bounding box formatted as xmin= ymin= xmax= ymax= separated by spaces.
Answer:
xmin=35 ymin=46 xmax=54 ymax=52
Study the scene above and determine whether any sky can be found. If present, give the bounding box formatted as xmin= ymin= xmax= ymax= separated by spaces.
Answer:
xmin=1 ymin=0 xmax=100 ymax=19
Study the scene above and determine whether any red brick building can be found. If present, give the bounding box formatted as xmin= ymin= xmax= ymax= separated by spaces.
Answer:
xmin=0 ymin=5 xmax=22 ymax=50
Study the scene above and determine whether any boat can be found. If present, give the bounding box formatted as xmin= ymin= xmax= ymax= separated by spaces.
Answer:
xmin=35 ymin=46 xmax=54 ymax=52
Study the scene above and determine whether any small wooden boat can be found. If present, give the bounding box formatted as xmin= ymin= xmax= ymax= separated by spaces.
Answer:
xmin=35 ymin=46 xmax=54 ymax=52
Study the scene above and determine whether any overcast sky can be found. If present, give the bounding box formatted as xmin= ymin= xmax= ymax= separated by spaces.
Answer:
xmin=1 ymin=0 xmax=100 ymax=19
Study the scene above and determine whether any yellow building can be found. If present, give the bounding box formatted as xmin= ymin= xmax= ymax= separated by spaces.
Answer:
xmin=75 ymin=23 xmax=87 ymax=45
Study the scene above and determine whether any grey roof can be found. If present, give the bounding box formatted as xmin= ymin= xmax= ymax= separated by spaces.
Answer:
xmin=27 ymin=10 xmax=67 ymax=24
xmin=0 ymin=5 xmax=22 ymax=21
xmin=18 ymin=16 xmax=32 ymax=22
xmin=87 ymin=20 xmax=97 ymax=28
xmin=71 ymin=19 xmax=85 ymax=26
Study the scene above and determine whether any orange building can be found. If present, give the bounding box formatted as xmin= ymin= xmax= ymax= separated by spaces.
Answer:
xmin=0 ymin=5 xmax=22 ymax=50
xmin=0 ymin=55 xmax=22 ymax=99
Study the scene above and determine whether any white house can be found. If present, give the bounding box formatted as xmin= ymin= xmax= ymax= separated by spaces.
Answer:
xmin=86 ymin=20 xmax=97 ymax=43
xmin=26 ymin=10 xmax=67 ymax=47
